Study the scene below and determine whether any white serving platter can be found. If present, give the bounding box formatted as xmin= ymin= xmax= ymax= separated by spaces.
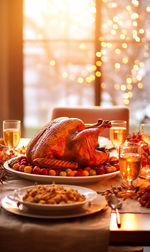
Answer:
xmin=4 ymin=157 xmax=120 ymax=184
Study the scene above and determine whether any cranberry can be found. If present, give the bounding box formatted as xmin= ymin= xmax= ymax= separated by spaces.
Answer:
xmin=33 ymin=166 xmax=41 ymax=174
xmin=18 ymin=156 xmax=27 ymax=161
xmin=40 ymin=168 xmax=48 ymax=175
xmin=20 ymin=160 xmax=28 ymax=166
xmin=145 ymin=201 xmax=150 ymax=208
xmin=75 ymin=170 xmax=83 ymax=176
xmin=96 ymin=167 xmax=105 ymax=175
xmin=145 ymin=186 xmax=150 ymax=192
xmin=114 ymin=164 xmax=120 ymax=170
xmin=56 ymin=169 xmax=62 ymax=176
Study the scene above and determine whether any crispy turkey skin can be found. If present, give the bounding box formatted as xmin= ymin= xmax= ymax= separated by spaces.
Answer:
xmin=26 ymin=117 xmax=111 ymax=167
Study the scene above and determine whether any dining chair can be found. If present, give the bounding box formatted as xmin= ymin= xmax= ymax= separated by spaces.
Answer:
xmin=50 ymin=106 xmax=129 ymax=138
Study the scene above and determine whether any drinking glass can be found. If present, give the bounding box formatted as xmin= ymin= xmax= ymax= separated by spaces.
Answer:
xmin=139 ymin=123 xmax=150 ymax=179
xmin=140 ymin=123 xmax=150 ymax=144
xmin=119 ymin=143 xmax=141 ymax=192
xmin=109 ymin=120 xmax=127 ymax=150
xmin=3 ymin=120 xmax=21 ymax=150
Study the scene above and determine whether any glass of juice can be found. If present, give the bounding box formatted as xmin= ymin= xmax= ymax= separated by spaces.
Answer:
xmin=3 ymin=120 xmax=21 ymax=150
xmin=119 ymin=143 xmax=141 ymax=191
xmin=109 ymin=120 xmax=127 ymax=150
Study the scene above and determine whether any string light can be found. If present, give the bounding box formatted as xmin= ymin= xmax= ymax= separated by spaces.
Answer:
xmin=96 ymin=0 xmax=149 ymax=105
xmin=49 ymin=60 xmax=56 ymax=66
xmin=96 ymin=61 xmax=102 ymax=66
xmin=77 ymin=77 xmax=84 ymax=83
xmin=138 ymin=83 xmax=143 ymax=88
xmin=95 ymin=71 xmax=101 ymax=77
xmin=101 ymin=82 xmax=105 ymax=88
xmin=146 ymin=7 xmax=150 ymax=12
xmin=61 ymin=1 xmax=148 ymax=105
xmin=96 ymin=52 xmax=101 ymax=57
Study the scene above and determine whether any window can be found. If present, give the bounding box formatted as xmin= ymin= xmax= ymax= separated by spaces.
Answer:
xmin=23 ymin=0 xmax=95 ymax=136
xmin=23 ymin=0 xmax=150 ymax=136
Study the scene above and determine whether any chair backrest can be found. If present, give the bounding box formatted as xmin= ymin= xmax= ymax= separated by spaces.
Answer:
xmin=50 ymin=106 xmax=129 ymax=138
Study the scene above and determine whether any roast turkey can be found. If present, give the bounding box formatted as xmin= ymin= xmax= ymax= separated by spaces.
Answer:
xmin=26 ymin=117 xmax=111 ymax=168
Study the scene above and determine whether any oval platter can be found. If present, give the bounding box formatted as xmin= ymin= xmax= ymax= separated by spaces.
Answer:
xmin=4 ymin=157 xmax=120 ymax=184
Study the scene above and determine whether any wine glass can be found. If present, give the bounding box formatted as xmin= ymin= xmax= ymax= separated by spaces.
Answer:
xmin=3 ymin=120 xmax=21 ymax=151
xmin=119 ymin=143 xmax=141 ymax=192
xmin=139 ymin=123 xmax=150 ymax=179
xmin=109 ymin=120 xmax=127 ymax=150
xmin=140 ymin=123 xmax=150 ymax=144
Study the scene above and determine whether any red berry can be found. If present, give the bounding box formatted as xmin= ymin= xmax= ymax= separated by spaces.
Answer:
xmin=19 ymin=165 xmax=25 ymax=172
xmin=10 ymin=160 xmax=19 ymax=167
xmin=109 ymin=156 xmax=118 ymax=165
xmin=84 ymin=166 xmax=91 ymax=171
xmin=140 ymin=200 xmax=146 ymax=206
xmin=20 ymin=160 xmax=28 ymax=166
xmin=142 ymin=158 xmax=148 ymax=167
xmin=33 ymin=166 xmax=41 ymax=174
xmin=56 ymin=169 xmax=62 ymax=175
xmin=96 ymin=167 xmax=105 ymax=175
xmin=40 ymin=168 xmax=48 ymax=175
xmin=75 ymin=169 xmax=83 ymax=176
xmin=137 ymin=191 xmax=142 ymax=197
xmin=145 ymin=186 xmax=150 ymax=192
xmin=114 ymin=164 xmax=120 ymax=170
xmin=12 ymin=163 xmax=20 ymax=171
xmin=18 ymin=156 xmax=26 ymax=161
xmin=145 ymin=201 xmax=150 ymax=208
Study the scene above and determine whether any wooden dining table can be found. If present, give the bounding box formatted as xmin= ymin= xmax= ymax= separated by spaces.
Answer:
xmin=0 ymin=138 xmax=150 ymax=252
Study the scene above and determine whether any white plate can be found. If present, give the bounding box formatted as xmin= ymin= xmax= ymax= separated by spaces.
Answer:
xmin=4 ymin=158 xmax=120 ymax=184
xmin=7 ymin=184 xmax=97 ymax=211
xmin=1 ymin=194 xmax=107 ymax=219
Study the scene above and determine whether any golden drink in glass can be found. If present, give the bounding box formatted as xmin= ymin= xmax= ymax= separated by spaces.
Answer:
xmin=110 ymin=127 xmax=127 ymax=149
xmin=3 ymin=120 xmax=21 ymax=149
xmin=119 ymin=143 xmax=141 ymax=191
xmin=140 ymin=123 xmax=150 ymax=144
xmin=3 ymin=128 xmax=21 ymax=148
xmin=119 ymin=153 xmax=141 ymax=181
xmin=141 ymin=134 xmax=150 ymax=144
xmin=140 ymin=123 xmax=150 ymax=179
xmin=110 ymin=120 xmax=127 ymax=149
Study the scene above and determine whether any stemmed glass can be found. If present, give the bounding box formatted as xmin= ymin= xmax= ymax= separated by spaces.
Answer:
xmin=139 ymin=123 xmax=150 ymax=179
xmin=3 ymin=120 xmax=21 ymax=152
xmin=140 ymin=123 xmax=150 ymax=144
xmin=119 ymin=143 xmax=141 ymax=192
xmin=109 ymin=120 xmax=127 ymax=150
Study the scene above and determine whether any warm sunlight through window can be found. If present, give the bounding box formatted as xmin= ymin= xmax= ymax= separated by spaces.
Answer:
xmin=23 ymin=0 xmax=95 ymax=135
xmin=24 ymin=0 xmax=150 ymax=136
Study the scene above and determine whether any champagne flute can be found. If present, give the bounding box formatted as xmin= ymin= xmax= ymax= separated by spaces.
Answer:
xmin=3 ymin=120 xmax=21 ymax=151
xmin=109 ymin=120 xmax=127 ymax=150
xmin=119 ymin=143 xmax=141 ymax=192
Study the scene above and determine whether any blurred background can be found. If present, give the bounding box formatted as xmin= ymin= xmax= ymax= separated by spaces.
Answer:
xmin=0 ymin=0 xmax=150 ymax=137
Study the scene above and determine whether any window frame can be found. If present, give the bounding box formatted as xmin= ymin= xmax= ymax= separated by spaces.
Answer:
xmin=0 ymin=0 xmax=23 ymax=136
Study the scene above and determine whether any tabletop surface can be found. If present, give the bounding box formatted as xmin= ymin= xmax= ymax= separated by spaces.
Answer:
xmin=0 ymin=138 xmax=150 ymax=252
